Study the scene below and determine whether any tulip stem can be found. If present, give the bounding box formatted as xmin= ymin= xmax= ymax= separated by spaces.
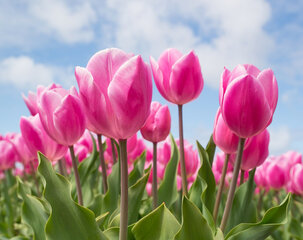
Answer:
xmin=58 ymin=158 xmax=66 ymax=176
xmin=213 ymin=154 xmax=230 ymax=224
xmin=111 ymin=138 xmax=117 ymax=164
xmin=97 ymin=134 xmax=108 ymax=193
xmin=240 ymin=170 xmax=245 ymax=185
xmin=178 ymin=104 xmax=188 ymax=196
xmin=257 ymin=189 xmax=264 ymax=220
xmin=152 ymin=142 xmax=158 ymax=209
xmin=220 ymin=138 xmax=246 ymax=232
xmin=119 ymin=139 xmax=128 ymax=240
xmin=69 ymin=145 xmax=83 ymax=205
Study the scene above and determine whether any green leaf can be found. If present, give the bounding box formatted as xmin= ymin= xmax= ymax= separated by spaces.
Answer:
xmin=190 ymin=141 xmax=216 ymax=231
xmin=132 ymin=203 xmax=181 ymax=240
xmin=37 ymin=152 xmax=107 ymax=240
xmin=226 ymin=169 xmax=257 ymax=233
xmin=205 ymin=134 xmax=216 ymax=166
xmin=103 ymin=224 xmax=135 ymax=240
xmin=225 ymin=193 xmax=292 ymax=240
xmin=289 ymin=217 xmax=303 ymax=240
xmin=175 ymin=197 xmax=213 ymax=240
xmin=157 ymin=135 xmax=179 ymax=208
xmin=214 ymin=229 xmax=224 ymax=240
xmin=101 ymin=162 xmax=120 ymax=215
xmin=17 ymin=178 xmax=48 ymax=240
xmin=128 ymin=169 xmax=150 ymax=224
xmin=128 ymin=151 xmax=146 ymax=187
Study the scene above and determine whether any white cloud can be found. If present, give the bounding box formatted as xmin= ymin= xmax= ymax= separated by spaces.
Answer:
xmin=0 ymin=56 xmax=73 ymax=90
xmin=268 ymin=126 xmax=291 ymax=154
xmin=100 ymin=0 xmax=273 ymax=88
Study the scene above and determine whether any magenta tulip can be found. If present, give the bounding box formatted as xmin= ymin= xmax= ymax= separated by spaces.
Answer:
xmin=150 ymin=48 xmax=203 ymax=105
xmin=140 ymin=101 xmax=171 ymax=143
xmin=20 ymin=114 xmax=67 ymax=162
xmin=290 ymin=163 xmax=303 ymax=194
xmin=11 ymin=133 xmax=35 ymax=165
xmin=0 ymin=140 xmax=17 ymax=171
xmin=213 ymin=108 xmax=240 ymax=154
xmin=220 ymin=64 xmax=278 ymax=138
xmin=75 ymin=48 xmax=152 ymax=140
xmin=38 ymin=86 xmax=86 ymax=146
xmin=266 ymin=160 xmax=287 ymax=190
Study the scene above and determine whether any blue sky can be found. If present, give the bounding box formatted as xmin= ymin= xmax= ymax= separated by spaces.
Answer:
xmin=0 ymin=0 xmax=302 ymax=155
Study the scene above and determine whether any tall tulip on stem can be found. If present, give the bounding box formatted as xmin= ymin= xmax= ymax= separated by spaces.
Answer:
xmin=218 ymin=64 xmax=278 ymax=231
xmin=38 ymin=86 xmax=86 ymax=205
xmin=76 ymin=48 xmax=152 ymax=240
xmin=140 ymin=101 xmax=171 ymax=208
xmin=150 ymin=48 xmax=204 ymax=195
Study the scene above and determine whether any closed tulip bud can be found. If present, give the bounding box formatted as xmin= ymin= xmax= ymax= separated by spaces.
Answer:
xmin=140 ymin=101 xmax=171 ymax=143
xmin=266 ymin=161 xmax=287 ymax=190
xmin=10 ymin=133 xmax=35 ymax=164
xmin=38 ymin=86 xmax=86 ymax=146
xmin=20 ymin=114 xmax=67 ymax=162
xmin=213 ymin=108 xmax=240 ymax=154
xmin=150 ymin=48 xmax=203 ymax=105
xmin=220 ymin=64 xmax=278 ymax=138
xmin=290 ymin=163 xmax=303 ymax=194
xmin=75 ymin=48 xmax=152 ymax=140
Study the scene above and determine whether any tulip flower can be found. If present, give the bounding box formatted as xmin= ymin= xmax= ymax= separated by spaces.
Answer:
xmin=20 ymin=114 xmax=67 ymax=162
xmin=11 ymin=133 xmax=35 ymax=165
xmin=150 ymin=48 xmax=203 ymax=196
xmin=290 ymin=163 xmax=303 ymax=195
xmin=76 ymin=48 xmax=152 ymax=240
xmin=0 ymin=140 xmax=17 ymax=171
xmin=266 ymin=161 xmax=287 ymax=190
xmin=140 ymin=101 xmax=171 ymax=208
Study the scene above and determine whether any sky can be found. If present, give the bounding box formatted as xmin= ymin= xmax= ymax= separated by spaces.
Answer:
xmin=0 ymin=0 xmax=302 ymax=155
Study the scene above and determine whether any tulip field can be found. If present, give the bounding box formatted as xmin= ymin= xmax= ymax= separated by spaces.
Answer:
xmin=1 ymin=48 xmax=303 ymax=240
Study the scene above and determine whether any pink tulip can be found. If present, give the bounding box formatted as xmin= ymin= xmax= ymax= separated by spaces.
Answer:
xmin=266 ymin=160 xmax=287 ymax=190
xmin=220 ymin=64 xmax=278 ymax=138
xmin=20 ymin=114 xmax=68 ymax=162
xmin=38 ymin=86 xmax=86 ymax=146
xmin=22 ymin=84 xmax=61 ymax=116
xmin=75 ymin=48 xmax=152 ymax=140
xmin=10 ymin=133 xmax=35 ymax=165
xmin=212 ymin=152 xmax=233 ymax=174
xmin=0 ymin=140 xmax=17 ymax=171
xmin=290 ymin=163 xmax=303 ymax=194
xmin=140 ymin=101 xmax=171 ymax=143
xmin=213 ymin=108 xmax=240 ymax=154
xmin=150 ymin=48 xmax=204 ymax=105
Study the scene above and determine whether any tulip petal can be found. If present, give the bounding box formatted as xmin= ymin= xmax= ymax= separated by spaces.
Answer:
xmin=86 ymin=48 xmax=133 ymax=91
xmin=222 ymin=75 xmax=271 ymax=138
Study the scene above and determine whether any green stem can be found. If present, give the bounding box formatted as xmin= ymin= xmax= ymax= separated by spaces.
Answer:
xmin=97 ymin=134 xmax=108 ymax=193
xmin=111 ymin=138 xmax=117 ymax=164
xmin=220 ymin=138 xmax=246 ymax=232
xmin=119 ymin=139 xmax=128 ymax=240
xmin=152 ymin=142 xmax=158 ymax=209
xmin=178 ymin=104 xmax=188 ymax=196
xmin=240 ymin=170 xmax=245 ymax=185
xmin=213 ymin=154 xmax=230 ymax=224
xmin=69 ymin=145 xmax=83 ymax=205
xmin=58 ymin=158 xmax=66 ymax=176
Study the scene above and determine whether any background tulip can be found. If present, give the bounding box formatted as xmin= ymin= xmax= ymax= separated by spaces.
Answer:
xmin=20 ymin=114 xmax=67 ymax=162
xmin=141 ymin=101 xmax=171 ymax=143
xmin=220 ymin=64 xmax=278 ymax=138
xmin=150 ymin=48 xmax=203 ymax=105
xmin=0 ymin=140 xmax=17 ymax=171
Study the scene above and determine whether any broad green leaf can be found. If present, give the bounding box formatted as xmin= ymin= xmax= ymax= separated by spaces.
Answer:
xmin=201 ymin=179 xmax=216 ymax=233
xmin=226 ymin=169 xmax=257 ymax=233
xmin=17 ymin=178 xmax=48 ymax=240
xmin=101 ymin=162 xmax=120 ymax=215
xmin=128 ymin=151 xmax=146 ymax=187
xmin=96 ymin=212 xmax=109 ymax=229
xmin=289 ymin=217 xmax=303 ymax=240
xmin=132 ymin=203 xmax=181 ymax=240
xmin=189 ymin=175 xmax=203 ymax=210
xmin=37 ymin=152 xmax=107 ymax=240
xmin=158 ymin=135 xmax=179 ymax=208
xmin=196 ymin=141 xmax=216 ymax=214
xmin=205 ymin=134 xmax=216 ymax=166
xmin=225 ymin=193 xmax=291 ymax=240
xmin=175 ymin=197 xmax=213 ymax=240
xmin=128 ymin=169 xmax=150 ymax=224
xmin=103 ymin=224 xmax=135 ymax=240
xmin=9 ymin=237 xmax=30 ymax=240
xmin=214 ymin=229 xmax=224 ymax=240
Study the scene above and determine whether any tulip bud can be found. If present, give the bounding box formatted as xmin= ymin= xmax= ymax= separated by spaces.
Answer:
xmin=140 ymin=101 xmax=171 ymax=143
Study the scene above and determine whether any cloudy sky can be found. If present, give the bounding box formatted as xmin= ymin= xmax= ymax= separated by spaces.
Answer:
xmin=0 ymin=0 xmax=302 ymax=155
